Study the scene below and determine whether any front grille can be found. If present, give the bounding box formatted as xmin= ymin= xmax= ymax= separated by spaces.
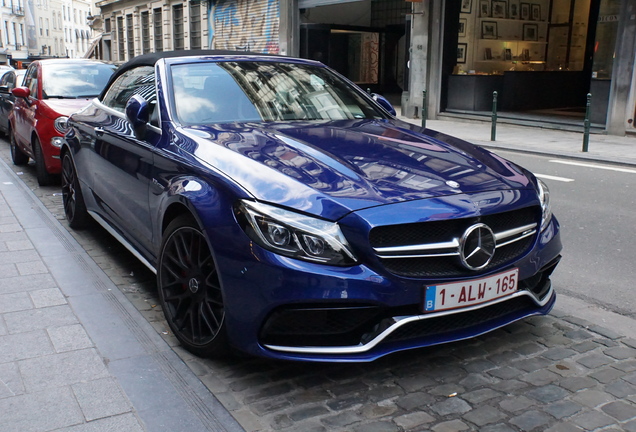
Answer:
xmin=370 ymin=206 xmax=540 ymax=278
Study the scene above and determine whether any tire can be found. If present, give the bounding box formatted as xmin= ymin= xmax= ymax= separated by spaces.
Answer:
xmin=158 ymin=214 xmax=228 ymax=357
xmin=61 ymin=152 xmax=90 ymax=229
xmin=10 ymin=131 xmax=29 ymax=166
xmin=33 ymin=138 xmax=56 ymax=186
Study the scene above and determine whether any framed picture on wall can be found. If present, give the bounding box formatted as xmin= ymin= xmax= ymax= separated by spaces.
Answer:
xmin=459 ymin=18 xmax=467 ymax=37
xmin=509 ymin=0 xmax=520 ymax=19
xmin=484 ymin=47 xmax=493 ymax=60
xmin=481 ymin=21 xmax=498 ymax=39
xmin=523 ymin=23 xmax=539 ymax=40
xmin=503 ymin=48 xmax=512 ymax=60
xmin=520 ymin=3 xmax=530 ymax=20
xmin=522 ymin=49 xmax=530 ymax=60
xmin=492 ymin=0 xmax=507 ymax=18
xmin=531 ymin=4 xmax=541 ymax=20
xmin=457 ymin=43 xmax=468 ymax=63
xmin=461 ymin=0 xmax=472 ymax=13
xmin=479 ymin=0 xmax=490 ymax=17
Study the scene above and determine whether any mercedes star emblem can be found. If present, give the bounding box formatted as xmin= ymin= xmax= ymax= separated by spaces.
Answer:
xmin=460 ymin=223 xmax=496 ymax=270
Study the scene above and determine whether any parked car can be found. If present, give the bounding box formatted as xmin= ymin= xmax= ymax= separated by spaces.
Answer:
xmin=10 ymin=59 xmax=116 ymax=185
xmin=0 ymin=69 xmax=27 ymax=135
xmin=62 ymin=51 xmax=562 ymax=362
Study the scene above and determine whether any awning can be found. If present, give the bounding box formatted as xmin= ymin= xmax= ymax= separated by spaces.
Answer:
xmin=84 ymin=34 xmax=102 ymax=59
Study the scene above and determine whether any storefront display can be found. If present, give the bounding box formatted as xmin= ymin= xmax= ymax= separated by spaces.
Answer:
xmin=456 ymin=0 xmax=552 ymax=75
xmin=447 ymin=0 xmax=604 ymax=114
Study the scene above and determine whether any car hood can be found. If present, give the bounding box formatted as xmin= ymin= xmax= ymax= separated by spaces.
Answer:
xmin=43 ymin=98 xmax=93 ymax=117
xmin=183 ymin=119 xmax=534 ymax=219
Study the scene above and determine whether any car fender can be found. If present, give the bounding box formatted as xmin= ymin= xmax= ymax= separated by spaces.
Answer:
xmin=154 ymin=175 xmax=240 ymax=255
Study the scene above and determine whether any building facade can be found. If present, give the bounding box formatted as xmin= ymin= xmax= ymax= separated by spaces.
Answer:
xmin=86 ymin=0 xmax=635 ymax=137
xmin=0 ymin=0 xmax=29 ymax=65
xmin=0 ymin=0 xmax=96 ymax=67
xmin=91 ymin=0 xmax=290 ymax=63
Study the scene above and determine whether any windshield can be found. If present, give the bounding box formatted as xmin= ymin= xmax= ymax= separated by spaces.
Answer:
xmin=170 ymin=61 xmax=385 ymax=125
xmin=42 ymin=63 xmax=117 ymax=99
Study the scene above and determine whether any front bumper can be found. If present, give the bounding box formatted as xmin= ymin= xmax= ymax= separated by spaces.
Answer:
xmin=215 ymin=212 xmax=562 ymax=362
xmin=262 ymin=257 xmax=558 ymax=360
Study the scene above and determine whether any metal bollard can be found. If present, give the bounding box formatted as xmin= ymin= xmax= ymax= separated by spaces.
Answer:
xmin=421 ymin=90 xmax=427 ymax=129
xmin=491 ymin=91 xmax=498 ymax=141
xmin=582 ymin=93 xmax=591 ymax=152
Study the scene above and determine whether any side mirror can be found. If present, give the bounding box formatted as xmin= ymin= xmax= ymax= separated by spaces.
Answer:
xmin=125 ymin=94 xmax=150 ymax=140
xmin=12 ymin=86 xmax=30 ymax=99
xmin=372 ymin=93 xmax=396 ymax=116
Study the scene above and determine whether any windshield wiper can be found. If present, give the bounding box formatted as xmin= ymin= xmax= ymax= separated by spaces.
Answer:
xmin=45 ymin=95 xmax=77 ymax=99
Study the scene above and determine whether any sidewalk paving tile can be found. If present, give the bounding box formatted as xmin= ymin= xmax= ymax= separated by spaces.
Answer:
xmin=4 ymin=304 xmax=78 ymax=334
xmin=0 ymin=273 xmax=57 ymax=295
xmin=56 ymin=413 xmax=145 ymax=432
xmin=0 ymin=330 xmax=54 ymax=363
xmin=47 ymin=324 xmax=94 ymax=353
xmin=19 ymin=349 xmax=110 ymax=393
xmin=0 ymin=386 xmax=85 ymax=432
xmin=29 ymin=287 xmax=67 ymax=308
xmin=72 ymin=377 xmax=133 ymax=422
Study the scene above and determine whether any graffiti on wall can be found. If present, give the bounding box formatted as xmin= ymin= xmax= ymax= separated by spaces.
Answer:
xmin=209 ymin=0 xmax=280 ymax=54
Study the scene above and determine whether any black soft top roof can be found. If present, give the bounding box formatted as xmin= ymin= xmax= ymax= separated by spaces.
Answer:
xmin=99 ymin=49 xmax=283 ymax=100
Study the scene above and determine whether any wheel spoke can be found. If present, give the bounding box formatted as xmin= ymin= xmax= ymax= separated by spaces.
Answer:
xmin=203 ymin=299 xmax=221 ymax=330
xmin=174 ymin=231 xmax=191 ymax=268
xmin=163 ymin=255 xmax=186 ymax=283
xmin=162 ymin=286 xmax=189 ymax=303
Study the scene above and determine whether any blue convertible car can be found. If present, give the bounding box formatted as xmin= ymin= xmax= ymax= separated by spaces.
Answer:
xmin=62 ymin=51 xmax=561 ymax=362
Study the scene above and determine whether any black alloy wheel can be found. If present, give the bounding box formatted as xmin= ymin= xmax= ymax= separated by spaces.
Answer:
xmin=33 ymin=138 xmax=55 ymax=186
xmin=10 ymin=131 xmax=28 ymax=166
xmin=61 ymin=152 xmax=90 ymax=229
xmin=158 ymin=215 xmax=227 ymax=357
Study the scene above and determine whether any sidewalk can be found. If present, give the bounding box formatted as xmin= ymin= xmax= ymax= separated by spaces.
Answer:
xmin=398 ymin=115 xmax=636 ymax=167
xmin=0 ymin=158 xmax=243 ymax=432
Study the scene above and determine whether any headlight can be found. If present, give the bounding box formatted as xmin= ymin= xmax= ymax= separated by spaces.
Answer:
xmin=538 ymin=179 xmax=552 ymax=231
xmin=236 ymin=200 xmax=357 ymax=266
xmin=54 ymin=116 xmax=70 ymax=134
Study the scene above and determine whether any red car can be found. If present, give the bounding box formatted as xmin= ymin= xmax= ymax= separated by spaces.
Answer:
xmin=9 ymin=59 xmax=116 ymax=185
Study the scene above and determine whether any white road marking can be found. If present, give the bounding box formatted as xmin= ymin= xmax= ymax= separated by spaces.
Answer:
xmin=549 ymin=159 xmax=636 ymax=174
xmin=535 ymin=174 xmax=575 ymax=182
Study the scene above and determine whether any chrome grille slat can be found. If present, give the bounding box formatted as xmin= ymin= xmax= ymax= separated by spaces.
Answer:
xmin=369 ymin=207 xmax=540 ymax=277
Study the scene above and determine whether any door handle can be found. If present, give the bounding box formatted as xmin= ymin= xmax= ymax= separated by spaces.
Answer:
xmin=94 ymin=127 xmax=104 ymax=136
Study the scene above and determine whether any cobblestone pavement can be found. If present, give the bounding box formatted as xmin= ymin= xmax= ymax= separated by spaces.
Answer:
xmin=2 ymin=139 xmax=636 ymax=431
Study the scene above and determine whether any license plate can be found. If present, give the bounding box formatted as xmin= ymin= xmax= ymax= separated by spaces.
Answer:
xmin=424 ymin=268 xmax=519 ymax=312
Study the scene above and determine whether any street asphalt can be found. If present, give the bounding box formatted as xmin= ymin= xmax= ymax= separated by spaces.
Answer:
xmin=1 ymin=117 xmax=635 ymax=432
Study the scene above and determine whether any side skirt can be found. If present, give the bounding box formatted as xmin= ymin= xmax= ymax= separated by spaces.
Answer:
xmin=87 ymin=210 xmax=157 ymax=274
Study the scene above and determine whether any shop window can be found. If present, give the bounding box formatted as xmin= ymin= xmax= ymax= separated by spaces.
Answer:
xmin=591 ymin=0 xmax=620 ymax=79
xmin=545 ymin=0 xmax=590 ymax=71
xmin=456 ymin=0 xmax=556 ymax=74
